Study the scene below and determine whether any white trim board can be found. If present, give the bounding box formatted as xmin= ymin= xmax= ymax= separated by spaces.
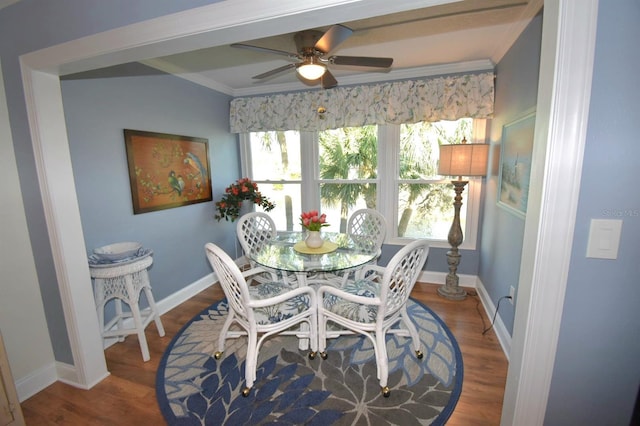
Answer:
xmin=15 ymin=361 xmax=58 ymax=402
xmin=475 ymin=280 xmax=512 ymax=360
xmin=501 ymin=1 xmax=598 ymax=424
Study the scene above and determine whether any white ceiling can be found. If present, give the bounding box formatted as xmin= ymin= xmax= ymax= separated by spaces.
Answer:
xmin=141 ymin=0 xmax=542 ymax=97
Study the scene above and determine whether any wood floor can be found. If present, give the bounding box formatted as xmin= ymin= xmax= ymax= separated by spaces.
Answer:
xmin=20 ymin=283 xmax=508 ymax=425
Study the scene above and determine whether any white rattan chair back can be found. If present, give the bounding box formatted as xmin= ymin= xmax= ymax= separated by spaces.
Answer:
xmin=347 ymin=209 xmax=386 ymax=253
xmin=205 ymin=242 xmax=252 ymax=323
xmin=236 ymin=212 xmax=277 ymax=258
xmin=378 ymin=240 xmax=429 ymax=319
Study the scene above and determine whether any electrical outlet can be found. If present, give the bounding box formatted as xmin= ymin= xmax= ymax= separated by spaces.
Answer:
xmin=509 ymin=286 xmax=515 ymax=304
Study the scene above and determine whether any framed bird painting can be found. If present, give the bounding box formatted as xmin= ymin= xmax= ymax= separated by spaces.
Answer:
xmin=124 ymin=129 xmax=212 ymax=214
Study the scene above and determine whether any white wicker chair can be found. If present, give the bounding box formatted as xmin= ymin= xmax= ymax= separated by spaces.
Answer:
xmin=335 ymin=208 xmax=387 ymax=285
xmin=236 ymin=212 xmax=280 ymax=283
xmin=205 ymin=242 xmax=317 ymax=397
xmin=347 ymin=208 xmax=386 ymax=253
xmin=317 ymin=239 xmax=429 ymax=397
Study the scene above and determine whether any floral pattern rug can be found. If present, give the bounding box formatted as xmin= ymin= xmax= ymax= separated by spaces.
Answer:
xmin=156 ymin=298 xmax=463 ymax=425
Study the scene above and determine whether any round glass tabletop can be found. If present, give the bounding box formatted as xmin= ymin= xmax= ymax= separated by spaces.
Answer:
xmin=248 ymin=231 xmax=379 ymax=274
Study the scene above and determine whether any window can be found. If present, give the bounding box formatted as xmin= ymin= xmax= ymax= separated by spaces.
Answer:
xmin=243 ymin=131 xmax=302 ymax=231
xmin=318 ymin=126 xmax=378 ymax=233
xmin=397 ymin=120 xmax=472 ymax=240
xmin=240 ymin=119 xmax=485 ymax=248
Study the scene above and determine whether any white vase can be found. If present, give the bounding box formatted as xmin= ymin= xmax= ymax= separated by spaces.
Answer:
xmin=305 ymin=231 xmax=324 ymax=248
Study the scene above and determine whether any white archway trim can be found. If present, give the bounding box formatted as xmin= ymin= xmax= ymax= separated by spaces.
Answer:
xmin=18 ymin=0 xmax=458 ymax=389
xmin=501 ymin=1 xmax=599 ymax=424
xmin=19 ymin=68 xmax=109 ymax=387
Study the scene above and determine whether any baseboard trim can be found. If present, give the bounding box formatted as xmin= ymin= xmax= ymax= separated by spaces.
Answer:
xmin=418 ymin=270 xmax=478 ymax=288
xmin=155 ymin=273 xmax=216 ymax=315
xmin=102 ymin=273 xmax=217 ymax=349
xmin=56 ymin=361 xmax=109 ymax=390
xmin=16 ymin=360 xmax=112 ymax=402
xmin=15 ymin=361 xmax=57 ymax=402
xmin=474 ymin=280 xmax=512 ymax=360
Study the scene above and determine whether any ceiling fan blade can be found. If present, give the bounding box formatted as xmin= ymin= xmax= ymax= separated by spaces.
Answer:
xmin=314 ymin=24 xmax=353 ymax=54
xmin=231 ymin=43 xmax=298 ymax=59
xmin=330 ymin=56 xmax=393 ymax=68
xmin=253 ymin=63 xmax=296 ymax=80
xmin=321 ymin=70 xmax=338 ymax=89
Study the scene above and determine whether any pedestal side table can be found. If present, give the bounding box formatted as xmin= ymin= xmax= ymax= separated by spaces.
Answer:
xmin=89 ymin=255 xmax=165 ymax=362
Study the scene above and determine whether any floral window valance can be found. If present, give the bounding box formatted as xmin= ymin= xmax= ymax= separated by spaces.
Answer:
xmin=230 ymin=72 xmax=494 ymax=133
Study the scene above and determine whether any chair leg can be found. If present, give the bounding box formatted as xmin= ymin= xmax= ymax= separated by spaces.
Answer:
xmin=297 ymin=322 xmax=310 ymax=351
xmin=318 ymin=307 xmax=328 ymax=359
xmin=215 ymin=310 xmax=236 ymax=357
xmin=308 ymin=312 xmax=318 ymax=356
xmin=371 ymin=330 xmax=391 ymax=397
xmin=401 ymin=309 xmax=423 ymax=358
xmin=374 ymin=330 xmax=389 ymax=390
xmin=243 ymin=330 xmax=258 ymax=396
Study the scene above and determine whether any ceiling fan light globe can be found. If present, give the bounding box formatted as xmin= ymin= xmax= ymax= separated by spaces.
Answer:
xmin=297 ymin=63 xmax=326 ymax=80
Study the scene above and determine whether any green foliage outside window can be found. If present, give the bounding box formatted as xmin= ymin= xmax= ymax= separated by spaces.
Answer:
xmin=246 ymin=118 xmax=473 ymax=239
xmin=319 ymin=126 xmax=378 ymax=231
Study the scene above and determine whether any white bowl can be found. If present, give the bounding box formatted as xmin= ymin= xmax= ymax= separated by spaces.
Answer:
xmin=93 ymin=242 xmax=142 ymax=261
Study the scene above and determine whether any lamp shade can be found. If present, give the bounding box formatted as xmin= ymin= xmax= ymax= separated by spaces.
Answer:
xmin=438 ymin=143 xmax=489 ymax=178
xmin=296 ymin=57 xmax=326 ymax=80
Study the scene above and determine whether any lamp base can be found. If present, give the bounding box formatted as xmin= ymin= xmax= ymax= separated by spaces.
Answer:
xmin=437 ymin=248 xmax=467 ymax=300
xmin=437 ymin=282 xmax=467 ymax=300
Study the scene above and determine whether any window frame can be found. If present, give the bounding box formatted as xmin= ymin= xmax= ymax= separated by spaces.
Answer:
xmin=239 ymin=120 xmax=485 ymax=250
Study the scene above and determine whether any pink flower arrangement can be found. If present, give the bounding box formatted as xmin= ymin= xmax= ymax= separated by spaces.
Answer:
xmin=300 ymin=210 xmax=329 ymax=232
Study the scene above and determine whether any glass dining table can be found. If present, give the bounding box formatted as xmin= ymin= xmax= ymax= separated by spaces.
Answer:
xmin=246 ymin=231 xmax=380 ymax=287
xmin=247 ymin=231 xmax=380 ymax=350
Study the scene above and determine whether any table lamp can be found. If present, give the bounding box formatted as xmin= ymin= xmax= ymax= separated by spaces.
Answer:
xmin=437 ymin=138 xmax=489 ymax=300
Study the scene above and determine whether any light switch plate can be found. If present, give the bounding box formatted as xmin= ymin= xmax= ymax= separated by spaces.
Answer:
xmin=586 ymin=219 xmax=622 ymax=259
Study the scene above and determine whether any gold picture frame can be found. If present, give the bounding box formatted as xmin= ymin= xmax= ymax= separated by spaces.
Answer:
xmin=124 ymin=129 xmax=212 ymax=214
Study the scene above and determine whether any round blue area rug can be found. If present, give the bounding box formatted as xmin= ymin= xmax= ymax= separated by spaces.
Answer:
xmin=156 ymin=298 xmax=463 ymax=425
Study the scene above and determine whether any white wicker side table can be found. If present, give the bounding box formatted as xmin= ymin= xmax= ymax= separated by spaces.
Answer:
xmin=89 ymin=255 xmax=165 ymax=362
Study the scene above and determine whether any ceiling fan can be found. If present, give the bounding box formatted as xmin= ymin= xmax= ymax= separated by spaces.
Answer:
xmin=230 ymin=24 xmax=393 ymax=89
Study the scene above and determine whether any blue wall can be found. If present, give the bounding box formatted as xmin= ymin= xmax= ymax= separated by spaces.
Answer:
xmin=0 ymin=0 xmax=223 ymax=363
xmin=479 ymin=14 xmax=542 ymax=335
xmin=61 ymin=63 xmax=238 ymax=301
xmin=545 ymin=1 xmax=640 ymax=424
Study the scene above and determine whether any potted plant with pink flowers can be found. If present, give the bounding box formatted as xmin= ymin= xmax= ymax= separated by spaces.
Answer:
xmin=215 ymin=177 xmax=275 ymax=222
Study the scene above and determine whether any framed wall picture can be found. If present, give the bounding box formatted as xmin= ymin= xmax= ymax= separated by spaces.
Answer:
xmin=124 ymin=129 xmax=212 ymax=214
xmin=498 ymin=110 xmax=536 ymax=218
